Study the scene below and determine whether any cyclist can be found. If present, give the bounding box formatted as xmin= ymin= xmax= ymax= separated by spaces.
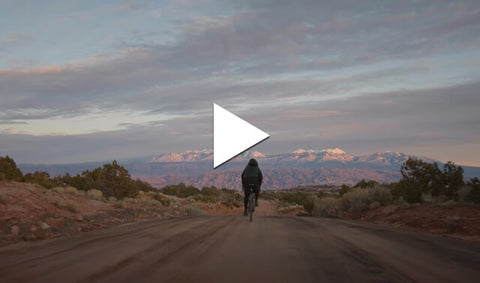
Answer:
xmin=241 ymin=158 xmax=263 ymax=216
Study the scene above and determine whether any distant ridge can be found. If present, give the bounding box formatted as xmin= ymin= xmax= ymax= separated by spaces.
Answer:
xmin=19 ymin=149 xmax=477 ymax=190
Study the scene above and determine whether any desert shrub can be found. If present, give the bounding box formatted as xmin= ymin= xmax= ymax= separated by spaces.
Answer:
xmin=54 ymin=200 xmax=78 ymax=213
xmin=392 ymin=159 xmax=464 ymax=203
xmin=24 ymin=171 xmax=55 ymax=188
xmin=369 ymin=201 xmax=381 ymax=209
xmin=53 ymin=186 xmax=83 ymax=196
xmin=421 ymin=193 xmax=434 ymax=203
xmin=340 ymin=187 xmax=392 ymax=212
xmin=313 ymin=197 xmax=340 ymax=217
xmin=259 ymin=190 xmax=276 ymax=200
xmin=136 ymin=197 xmax=163 ymax=207
xmin=195 ymin=186 xmax=223 ymax=203
xmin=193 ymin=193 xmax=220 ymax=203
xmin=113 ymin=200 xmax=126 ymax=209
xmin=52 ymin=186 xmax=66 ymax=193
xmin=338 ymin=184 xmax=351 ymax=196
xmin=382 ymin=204 xmax=398 ymax=214
xmin=151 ymin=193 xmax=173 ymax=206
xmin=353 ymin=179 xmax=380 ymax=189
xmin=312 ymin=186 xmax=392 ymax=217
xmin=219 ymin=189 xmax=242 ymax=208
xmin=340 ymin=189 xmax=369 ymax=212
xmin=438 ymin=162 xmax=464 ymax=199
xmin=302 ymin=195 xmax=316 ymax=215
xmin=466 ymin=177 xmax=480 ymax=203
xmin=54 ymin=161 xmax=156 ymax=199
xmin=279 ymin=192 xmax=316 ymax=215
xmin=201 ymin=186 xmax=220 ymax=196
xmin=0 ymin=156 xmax=23 ymax=182
xmin=280 ymin=192 xmax=306 ymax=206
xmin=277 ymin=204 xmax=304 ymax=213
xmin=185 ymin=206 xmax=207 ymax=216
xmin=64 ymin=186 xmax=84 ymax=196
xmin=369 ymin=186 xmax=393 ymax=205
xmin=161 ymin=183 xmax=201 ymax=198
xmin=86 ymin=189 xmax=103 ymax=200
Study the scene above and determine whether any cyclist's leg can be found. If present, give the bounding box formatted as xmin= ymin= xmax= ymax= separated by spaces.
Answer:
xmin=255 ymin=187 xmax=260 ymax=206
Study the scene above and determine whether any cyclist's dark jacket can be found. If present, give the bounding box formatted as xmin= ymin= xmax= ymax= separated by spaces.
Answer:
xmin=241 ymin=158 xmax=263 ymax=189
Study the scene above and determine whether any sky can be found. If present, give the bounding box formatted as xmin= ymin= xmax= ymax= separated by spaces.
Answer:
xmin=1 ymin=0 xmax=480 ymax=166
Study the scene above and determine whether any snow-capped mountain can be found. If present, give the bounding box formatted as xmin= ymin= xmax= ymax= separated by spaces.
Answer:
xmin=357 ymin=151 xmax=410 ymax=166
xmin=288 ymin=148 xmax=356 ymax=162
xmin=150 ymin=149 xmax=213 ymax=162
xmin=151 ymin=148 xmax=366 ymax=164
xmin=150 ymin=149 xmax=266 ymax=163
xmin=147 ymin=148 xmax=443 ymax=176
xmin=357 ymin=151 xmax=437 ymax=166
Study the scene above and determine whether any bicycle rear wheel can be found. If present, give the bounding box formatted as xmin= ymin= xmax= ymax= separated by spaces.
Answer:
xmin=248 ymin=192 xmax=255 ymax=222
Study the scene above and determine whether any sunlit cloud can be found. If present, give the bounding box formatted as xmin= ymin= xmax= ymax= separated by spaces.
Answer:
xmin=0 ymin=109 xmax=181 ymax=136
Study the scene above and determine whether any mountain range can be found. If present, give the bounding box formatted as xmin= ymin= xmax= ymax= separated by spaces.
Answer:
xmin=132 ymin=148 xmax=442 ymax=189
xmin=149 ymin=148 xmax=434 ymax=167
xmin=19 ymin=148 xmax=480 ymax=190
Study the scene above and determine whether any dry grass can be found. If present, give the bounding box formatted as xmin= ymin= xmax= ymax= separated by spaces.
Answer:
xmin=185 ymin=206 xmax=207 ymax=216
xmin=53 ymin=200 xmax=78 ymax=213
xmin=313 ymin=197 xmax=339 ymax=217
xmin=86 ymin=189 xmax=103 ymax=200
xmin=313 ymin=187 xmax=394 ymax=217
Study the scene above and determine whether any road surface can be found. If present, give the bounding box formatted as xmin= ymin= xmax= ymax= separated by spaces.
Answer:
xmin=1 ymin=215 xmax=479 ymax=283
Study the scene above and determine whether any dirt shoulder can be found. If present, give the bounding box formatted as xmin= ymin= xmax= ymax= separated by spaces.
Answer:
xmin=340 ymin=202 xmax=480 ymax=241
xmin=0 ymin=182 xmax=187 ymax=247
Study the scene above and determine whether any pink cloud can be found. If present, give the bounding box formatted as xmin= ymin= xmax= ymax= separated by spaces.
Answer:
xmin=0 ymin=65 xmax=68 ymax=75
xmin=283 ymin=110 xmax=340 ymax=119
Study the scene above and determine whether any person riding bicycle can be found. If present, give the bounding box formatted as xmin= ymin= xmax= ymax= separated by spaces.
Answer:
xmin=241 ymin=158 xmax=263 ymax=216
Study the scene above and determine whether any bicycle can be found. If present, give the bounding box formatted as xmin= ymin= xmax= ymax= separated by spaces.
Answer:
xmin=247 ymin=183 xmax=256 ymax=222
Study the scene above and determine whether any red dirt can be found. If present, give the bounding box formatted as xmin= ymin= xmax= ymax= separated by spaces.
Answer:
xmin=342 ymin=202 xmax=480 ymax=241
xmin=0 ymin=182 xmax=177 ymax=246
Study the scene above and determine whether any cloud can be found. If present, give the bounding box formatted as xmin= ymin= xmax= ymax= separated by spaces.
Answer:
xmin=1 ymin=33 xmax=33 ymax=44
xmin=3 ymin=81 xmax=478 ymax=164
xmin=2 ymin=0 xmax=479 ymax=117
xmin=1 ymin=0 xmax=480 ymax=164
xmin=114 ymin=2 xmax=149 ymax=11
xmin=0 ymin=33 xmax=34 ymax=53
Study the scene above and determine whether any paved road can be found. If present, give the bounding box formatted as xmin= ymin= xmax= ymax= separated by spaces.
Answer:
xmin=1 ymin=215 xmax=479 ymax=283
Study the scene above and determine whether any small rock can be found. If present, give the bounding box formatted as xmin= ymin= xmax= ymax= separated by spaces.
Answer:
xmin=30 ymin=225 xmax=38 ymax=232
xmin=22 ymin=234 xmax=37 ymax=241
xmin=44 ymin=217 xmax=64 ymax=228
xmin=75 ymin=215 xmax=84 ymax=222
xmin=10 ymin=225 xmax=20 ymax=235
xmin=39 ymin=222 xmax=50 ymax=230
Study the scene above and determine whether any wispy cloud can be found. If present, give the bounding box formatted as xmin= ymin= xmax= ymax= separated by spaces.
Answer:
xmin=1 ymin=33 xmax=33 ymax=44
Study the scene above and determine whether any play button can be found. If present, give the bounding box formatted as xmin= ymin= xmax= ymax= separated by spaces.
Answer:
xmin=213 ymin=103 xmax=269 ymax=168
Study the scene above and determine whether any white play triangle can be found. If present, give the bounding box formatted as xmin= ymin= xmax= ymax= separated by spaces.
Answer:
xmin=213 ymin=103 xmax=269 ymax=168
